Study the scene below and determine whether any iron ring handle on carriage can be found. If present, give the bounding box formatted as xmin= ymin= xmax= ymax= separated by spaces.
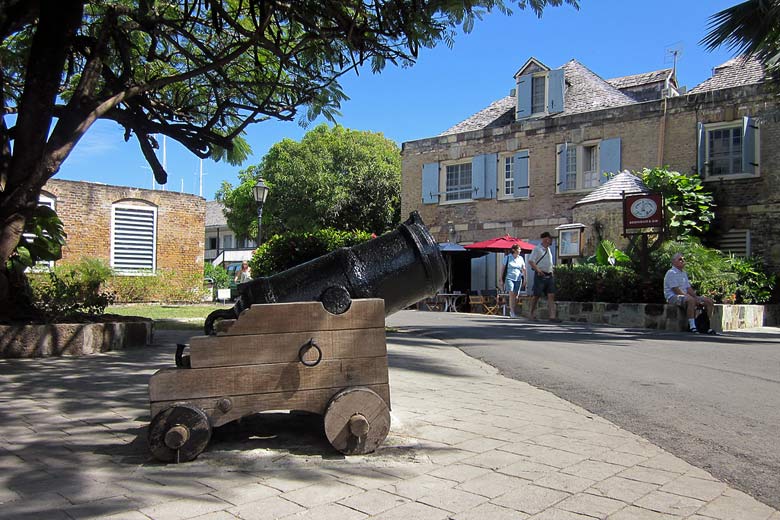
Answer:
xmin=298 ymin=338 xmax=322 ymax=367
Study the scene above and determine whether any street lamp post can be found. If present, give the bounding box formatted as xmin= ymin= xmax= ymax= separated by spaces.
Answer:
xmin=252 ymin=178 xmax=270 ymax=247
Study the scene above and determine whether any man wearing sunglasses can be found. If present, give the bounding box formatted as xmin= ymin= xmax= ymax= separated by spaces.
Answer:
xmin=663 ymin=253 xmax=716 ymax=334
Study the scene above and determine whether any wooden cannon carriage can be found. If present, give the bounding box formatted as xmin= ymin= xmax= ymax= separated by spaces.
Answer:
xmin=147 ymin=212 xmax=445 ymax=462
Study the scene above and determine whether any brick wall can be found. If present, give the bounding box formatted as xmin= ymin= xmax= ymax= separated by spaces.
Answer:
xmin=42 ymin=179 xmax=205 ymax=276
xmin=402 ymin=83 xmax=780 ymax=272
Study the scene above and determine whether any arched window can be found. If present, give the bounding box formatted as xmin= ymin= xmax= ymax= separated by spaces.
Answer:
xmin=111 ymin=201 xmax=157 ymax=272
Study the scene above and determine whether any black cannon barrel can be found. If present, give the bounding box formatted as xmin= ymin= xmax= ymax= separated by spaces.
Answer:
xmin=205 ymin=212 xmax=445 ymax=333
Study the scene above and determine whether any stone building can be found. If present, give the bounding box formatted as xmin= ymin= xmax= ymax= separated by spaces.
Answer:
xmin=205 ymin=200 xmax=255 ymax=267
xmin=40 ymin=179 xmax=205 ymax=276
xmin=401 ymin=55 xmax=776 ymax=289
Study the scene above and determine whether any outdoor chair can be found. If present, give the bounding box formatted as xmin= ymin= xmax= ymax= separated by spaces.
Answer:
xmin=468 ymin=292 xmax=486 ymax=313
xmin=480 ymin=289 xmax=500 ymax=315
xmin=424 ymin=295 xmax=444 ymax=312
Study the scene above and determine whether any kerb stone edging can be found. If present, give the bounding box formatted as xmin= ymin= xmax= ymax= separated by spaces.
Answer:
xmin=0 ymin=319 xmax=153 ymax=358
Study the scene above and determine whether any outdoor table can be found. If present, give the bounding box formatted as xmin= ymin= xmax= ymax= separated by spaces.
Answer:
xmin=437 ymin=292 xmax=464 ymax=312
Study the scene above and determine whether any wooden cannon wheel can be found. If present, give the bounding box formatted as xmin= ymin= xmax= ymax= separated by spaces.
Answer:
xmin=324 ymin=387 xmax=390 ymax=455
xmin=148 ymin=404 xmax=212 ymax=463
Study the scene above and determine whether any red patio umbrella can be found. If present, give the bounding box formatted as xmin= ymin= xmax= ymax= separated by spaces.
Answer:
xmin=463 ymin=234 xmax=536 ymax=253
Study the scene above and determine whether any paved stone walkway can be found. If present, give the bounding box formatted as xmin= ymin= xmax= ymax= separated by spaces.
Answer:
xmin=0 ymin=327 xmax=778 ymax=519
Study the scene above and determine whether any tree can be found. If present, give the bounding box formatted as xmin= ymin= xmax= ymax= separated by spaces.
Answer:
xmin=701 ymin=0 xmax=780 ymax=71
xmin=639 ymin=167 xmax=715 ymax=240
xmin=218 ymin=124 xmax=401 ymax=239
xmin=0 ymin=0 xmax=577 ymax=317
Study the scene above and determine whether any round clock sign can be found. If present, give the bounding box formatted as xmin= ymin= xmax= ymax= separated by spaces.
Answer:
xmin=630 ymin=197 xmax=658 ymax=219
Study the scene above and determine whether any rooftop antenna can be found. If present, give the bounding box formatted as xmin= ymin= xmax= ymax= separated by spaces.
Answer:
xmin=161 ymin=135 xmax=167 ymax=191
xmin=664 ymin=42 xmax=683 ymax=76
xmin=197 ymin=158 xmax=208 ymax=197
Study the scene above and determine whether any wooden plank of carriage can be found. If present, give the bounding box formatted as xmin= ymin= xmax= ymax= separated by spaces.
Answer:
xmin=188 ymin=327 xmax=386 ymax=369
xmin=149 ymin=356 xmax=388 ymax=402
xmin=150 ymin=383 xmax=391 ymax=428
xmin=218 ymin=299 xmax=385 ymax=336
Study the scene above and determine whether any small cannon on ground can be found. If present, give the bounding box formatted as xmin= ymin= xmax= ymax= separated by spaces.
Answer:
xmin=148 ymin=212 xmax=445 ymax=462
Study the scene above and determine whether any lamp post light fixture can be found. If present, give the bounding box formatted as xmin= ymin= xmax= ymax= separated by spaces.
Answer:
xmin=252 ymin=178 xmax=270 ymax=247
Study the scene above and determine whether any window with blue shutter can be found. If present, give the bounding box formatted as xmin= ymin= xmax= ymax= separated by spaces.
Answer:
xmin=697 ymin=122 xmax=706 ymax=176
xmin=516 ymin=75 xmax=532 ymax=119
xmin=557 ymin=143 xmax=569 ymax=192
xmin=422 ymin=162 xmax=439 ymax=204
xmin=742 ymin=116 xmax=758 ymax=175
xmin=547 ymin=68 xmax=565 ymax=115
xmin=513 ymin=151 xmax=530 ymax=198
xmin=599 ymin=138 xmax=621 ymax=184
xmin=472 ymin=154 xmax=498 ymax=199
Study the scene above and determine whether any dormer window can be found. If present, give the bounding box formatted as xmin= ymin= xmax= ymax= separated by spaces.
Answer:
xmin=514 ymin=58 xmax=565 ymax=120
xmin=531 ymin=75 xmax=546 ymax=115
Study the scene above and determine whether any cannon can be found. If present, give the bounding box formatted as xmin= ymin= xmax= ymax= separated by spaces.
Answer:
xmin=148 ymin=212 xmax=445 ymax=462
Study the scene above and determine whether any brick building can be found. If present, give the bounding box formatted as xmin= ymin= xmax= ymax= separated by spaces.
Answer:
xmin=401 ymin=56 xmax=777 ymax=289
xmin=40 ymin=179 xmax=205 ymax=276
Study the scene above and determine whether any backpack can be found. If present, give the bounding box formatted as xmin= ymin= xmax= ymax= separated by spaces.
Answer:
xmin=694 ymin=307 xmax=710 ymax=333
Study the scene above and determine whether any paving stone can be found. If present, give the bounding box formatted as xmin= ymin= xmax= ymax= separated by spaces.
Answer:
xmin=210 ymin=482 xmax=279 ymax=506
xmin=410 ymin=424 xmax=479 ymax=445
xmin=418 ymin=487 xmax=489 ymax=513
xmin=380 ymin=474 xmax=456 ymax=500
xmin=561 ymin=459 xmax=624 ymax=481
xmin=500 ymin=443 xmax=587 ymax=469
xmin=639 ymin=452 xmax=700 ymax=474
xmin=532 ymin=472 xmax=595 ymax=494
xmin=281 ymin=480 xmax=363 ymax=508
xmin=491 ymin=482 xmax=570 ymax=515
xmin=337 ymin=489 xmax=410 ymax=515
xmin=56 ymin=479 xmax=132 ymax=504
xmin=607 ymin=505 xmax=681 ymax=519
xmin=451 ymin=501 xmax=530 ymax=519
xmin=102 ymin=512 xmax=156 ymax=520
xmin=555 ymin=492 xmax=627 ymax=518
xmin=291 ymin=502 xmax=367 ymax=520
xmin=453 ymin=436 xmax=508 ymax=453
xmin=617 ymin=466 xmax=680 ymax=486
xmin=184 ymin=512 xmax=238 ymax=520
xmin=429 ymin=463 xmax=493 ymax=483
xmin=139 ymin=494 xmax=230 ymax=520
xmin=499 ymin=459 xmax=558 ymax=481
xmin=324 ymin=466 xmax=401 ymax=490
xmin=696 ymin=490 xmax=776 ymax=520
xmin=457 ymin=471 xmax=528 ymax=499
xmin=227 ymin=496 xmax=304 ymax=520
xmin=527 ymin=508 xmax=595 ymax=519
xmin=460 ymin=449 xmax=527 ymax=470
xmin=634 ymin=490 xmax=705 ymax=517
xmin=586 ymin=476 xmax=658 ymax=503
xmin=592 ymin=450 xmax=648 ymax=467
xmin=368 ymin=500 xmax=451 ymax=520
xmin=659 ymin=475 xmax=727 ymax=502
xmin=59 ymin=496 xmax=144 ymax=520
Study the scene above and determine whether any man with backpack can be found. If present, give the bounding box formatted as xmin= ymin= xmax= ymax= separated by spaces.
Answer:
xmin=663 ymin=253 xmax=716 ymax=334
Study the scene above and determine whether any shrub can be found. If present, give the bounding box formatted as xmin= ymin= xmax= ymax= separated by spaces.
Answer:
xmin=204 ymin=263 xmax=230 ymax=289
xmin=28 ymin=258 xmax=116 ymax=320
xmin=555 ymin=264 xmax=645 ymax=304
xmin=250 ymin=228 xmax=372 ymax=277
xmin=106 ymin=269 xmax=208 ymax=303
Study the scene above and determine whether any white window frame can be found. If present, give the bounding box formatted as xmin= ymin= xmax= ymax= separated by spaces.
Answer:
xmin=703 ymin=120 xmax=759 ymax=180
xmin=222 ymin=234 xmax=234 ymax=249
xmin=531 ymin=73 xmax=548 ymax=116
xmin=497 ymin=151 xmax=531 ymax=200
xmin=557 ymin=140 xmax=602 ymax=193
xmin=110 ymin=202 xmax=157 ymax=274
xmin=440 ymin=159 xmax=473 ymax=204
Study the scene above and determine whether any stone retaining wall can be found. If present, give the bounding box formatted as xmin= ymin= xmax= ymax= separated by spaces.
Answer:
xmin=0 ymin=320 xmax=153 ymax=358
xmin=518 ymin=297 xmax=780 ymax=331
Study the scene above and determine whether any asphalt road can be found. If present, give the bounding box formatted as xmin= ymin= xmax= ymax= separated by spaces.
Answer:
xmin=386 ymin=310 xmax=780 ymax=510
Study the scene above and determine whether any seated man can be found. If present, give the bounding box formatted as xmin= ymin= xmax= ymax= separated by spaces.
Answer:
xmin=663 ymin=253 xmax=715 ymax=334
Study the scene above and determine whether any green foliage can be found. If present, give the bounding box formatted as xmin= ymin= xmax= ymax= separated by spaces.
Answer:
xmin=594 ymin=240 xmax=631 ymax=266
xmin=638 ymin=167 xmax=715 ymax=239
xmin=217 ymin=124 xmax=401 ymax=239
xmin=106 ymin=270 xmax=208 ymax=303
xmin=250 ymin=228 xmax=372 ymax=277
xmin=729 ymin=254 xmax=776 ymax=304
xmin=28 ymin=258 xmax=116 ymax=321
xmin=555 ymin=264 xmax=646 ymax=303
xmin=204 ymin=263 xmax=230 ymax=289
xmin=7 ymin=206 xmax=66 ymax=271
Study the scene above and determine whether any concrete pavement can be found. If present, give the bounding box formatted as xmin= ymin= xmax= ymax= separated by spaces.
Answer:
xmin=0 ymin=321 xmax=778 ymax=519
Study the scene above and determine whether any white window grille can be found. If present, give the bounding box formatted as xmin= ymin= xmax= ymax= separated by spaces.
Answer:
xmin=502 ymin=156 xmax=514 ymax=197
xmin=531 ymin=75 xmax=546 ymax=114
xmin=445 ymin=162 xmax=473 ymax=201
xmin=111 ymin=203 xmax=157 ymax=272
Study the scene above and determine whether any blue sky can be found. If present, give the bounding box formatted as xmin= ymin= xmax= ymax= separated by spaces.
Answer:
xmin=56 ymin=0 xmax=739 ymax=200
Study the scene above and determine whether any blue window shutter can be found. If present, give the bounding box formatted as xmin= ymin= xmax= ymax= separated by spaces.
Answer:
xmin=599 ymin=138 xmax=621 ymax=184
xmin=470 ymin=256 xmax=487 ymax=291
xmin=548 ymin=69 xmax=565 ymax=114
xmin=742 ymin=116 xmax=758 ymax=174
xmin=472 ymin=155 xmax=485 ymax=199
xmin=513 ymin=151 xmax=530 ymax=198
xmin=422 ymin=162 xmax=439 ymax=204
xmin=697 ymin=122 xmax=706 ymax=176
xmin=486 ymin=252 xmax=497 ymax=290
xmin=557 ymin=143 xmax=568 ymax=192
xmin=485 ymin=153 xmax=497 ymax=199
xmin=516 ymin=76 xmax=532 ymax=119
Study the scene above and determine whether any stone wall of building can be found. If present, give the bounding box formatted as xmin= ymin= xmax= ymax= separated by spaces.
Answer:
xmin=42 ymin=179 xmax=205 ymax=275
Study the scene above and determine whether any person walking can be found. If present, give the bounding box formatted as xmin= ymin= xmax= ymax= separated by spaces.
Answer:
xmin=528 ymin=231 xmax=559 ymax=322
xmin=663 ymin=252 xmax=716 ymax=333
xmin=235 ymin=261 xmax=252 ymax=284
xmin=500 ymin=244 xmax=527 ymax=318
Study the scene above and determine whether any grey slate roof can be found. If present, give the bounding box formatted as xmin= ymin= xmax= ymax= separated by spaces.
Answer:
xmin=440 ymin=60 xmax=635 ymax=136
xmin=688 ymin=55 xmax=765 ymax=94
xmin=574 ymin=170 xmax=649 ymax=206
xmin=607 ymin=69 xmax=672 ymax=89
xmin=206 ymin=200 xmax=227 ymax=227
